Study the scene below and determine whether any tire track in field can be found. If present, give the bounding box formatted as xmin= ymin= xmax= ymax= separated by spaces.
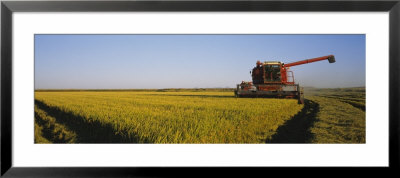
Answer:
xmin=321 ymin=96 xmax=365 ymax=111
xmin=35 ymin=99 xmax=136 ymax=143
xmin=265 ymin=99 xmax=319 ymax=143
xmin=35 ymin=107 xmax=77 ymax=143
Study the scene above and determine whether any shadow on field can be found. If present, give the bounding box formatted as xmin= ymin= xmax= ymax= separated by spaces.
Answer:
xmin=35 ymin=111 xmax=76 ymax=143
xmin=35 ymin=100 xmax=136 ymax=143
xmin=265 ymin=99 xmax=319 ymax=143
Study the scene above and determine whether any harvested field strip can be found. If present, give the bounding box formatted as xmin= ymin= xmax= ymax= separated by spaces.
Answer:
xmin=307 ymin=96 xmax=365 ymax=143
xmin=320 ymin=96 xmax=365 ymax=111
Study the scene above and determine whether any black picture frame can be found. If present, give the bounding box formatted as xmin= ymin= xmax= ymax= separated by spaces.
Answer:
xmin=1 ymin=0 xmax=399 ymax=177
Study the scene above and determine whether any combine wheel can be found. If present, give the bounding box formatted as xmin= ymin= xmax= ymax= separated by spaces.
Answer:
xmin=298 ymin=93 xmax=304 ymax=104
xmin=298 ymin=87 xmax=304 ymax=104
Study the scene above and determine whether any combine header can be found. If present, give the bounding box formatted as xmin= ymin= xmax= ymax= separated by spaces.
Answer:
xmin=234 ymin=55 xmax=336 ymax=104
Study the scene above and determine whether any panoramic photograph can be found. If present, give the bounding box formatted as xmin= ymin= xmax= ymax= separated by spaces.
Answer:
xmin=34 ymin=34 xmax=365 ymax=144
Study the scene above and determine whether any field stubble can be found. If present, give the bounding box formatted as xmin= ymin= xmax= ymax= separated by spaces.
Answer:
xmin=305 ymin=87 xmax=366 ymax=143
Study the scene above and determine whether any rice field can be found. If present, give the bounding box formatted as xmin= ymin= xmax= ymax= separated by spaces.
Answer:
xmin=34 ymin=88 xmax=366 ymax=144
xmin=34 ymin=91 xmax=303 ymax=143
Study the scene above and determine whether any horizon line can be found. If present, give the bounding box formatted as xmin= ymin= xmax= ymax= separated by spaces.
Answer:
xmin=34 ymin=86 xmax=366 ymax=90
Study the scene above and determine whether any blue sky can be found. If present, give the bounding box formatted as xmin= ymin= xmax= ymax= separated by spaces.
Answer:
xmin=35 ymin=34 xmax=365 ymax=89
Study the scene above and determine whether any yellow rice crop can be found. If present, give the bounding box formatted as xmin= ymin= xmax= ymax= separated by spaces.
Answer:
xmin=34 ymin=91 xmax=303 ymax=143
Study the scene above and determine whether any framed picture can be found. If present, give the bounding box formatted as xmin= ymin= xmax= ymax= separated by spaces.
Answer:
xmin=1 ymin=0 xmax=399 ymax=176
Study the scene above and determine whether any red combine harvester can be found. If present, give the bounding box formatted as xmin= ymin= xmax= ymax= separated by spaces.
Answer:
xmin=234 ymin=55 xmax=335 ymax=104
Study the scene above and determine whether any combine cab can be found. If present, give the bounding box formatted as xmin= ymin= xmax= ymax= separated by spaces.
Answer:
xmin=234 ymin=55 xmax=335 ymax=104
